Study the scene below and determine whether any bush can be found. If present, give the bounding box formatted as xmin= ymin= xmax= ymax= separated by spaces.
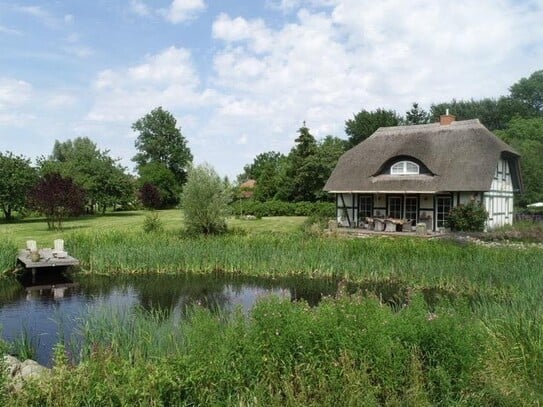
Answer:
xmin=446 ymin=201 xmax=488 ymax=232
xmin=181 ymin=164 xmax=229 ymax=235
xmin=142 ymin=212 xmax=163 ymax=233
xmin=231 ymin=200 xmax=335 ymax=218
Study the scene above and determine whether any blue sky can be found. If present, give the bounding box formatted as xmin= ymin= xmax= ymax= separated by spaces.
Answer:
xmin=1 ymin=0 xmax=542 ymax=179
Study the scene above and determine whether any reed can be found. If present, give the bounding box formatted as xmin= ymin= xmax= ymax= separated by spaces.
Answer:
xmin=8 ymin=294 xmax=519 ymax=406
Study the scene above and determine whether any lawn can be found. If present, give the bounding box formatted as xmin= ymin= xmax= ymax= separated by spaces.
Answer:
xmin=0 ymin=210 xmax=306 ymax=248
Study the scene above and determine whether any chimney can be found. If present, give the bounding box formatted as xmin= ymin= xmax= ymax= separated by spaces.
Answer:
xmin=440 ymin=109 xmax=455 ymax=125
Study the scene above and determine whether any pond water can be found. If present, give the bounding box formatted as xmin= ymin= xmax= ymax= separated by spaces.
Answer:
xmin=0 ymin=270 xmax=340 ymax=366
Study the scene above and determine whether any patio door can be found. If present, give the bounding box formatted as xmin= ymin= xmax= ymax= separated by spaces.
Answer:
xmin=388 ymin=196 xmax=402 ymax=219
xmin=436 ymin=196 xmax=452 ymax=229
xmin=405 ymin=196 xmax=418 ymax=223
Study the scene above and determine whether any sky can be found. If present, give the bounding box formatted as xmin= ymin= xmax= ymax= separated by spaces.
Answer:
xmin=1 ymin=0 xmax=542 ymax=179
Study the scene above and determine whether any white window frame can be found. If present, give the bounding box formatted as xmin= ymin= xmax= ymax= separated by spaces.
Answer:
xmin=390 ymin=161 xmax=420 ymax=175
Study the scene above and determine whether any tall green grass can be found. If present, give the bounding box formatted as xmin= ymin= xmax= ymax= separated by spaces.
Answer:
xmin=9 ymin=294 xmax=526 ymax=406
xmin=66 ymin=230 xmax=543 ymax=295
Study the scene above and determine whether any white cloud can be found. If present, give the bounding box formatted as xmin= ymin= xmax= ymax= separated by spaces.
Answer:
xmin=163 ymin=0 xmax=206 ymax=23
xmin=130 ymin=0 xmax=151 ymax=17
xmin=87 ymin=47 xmax=211 ymax=123
xmin=0 ymin=78 xmax=32 ymax=109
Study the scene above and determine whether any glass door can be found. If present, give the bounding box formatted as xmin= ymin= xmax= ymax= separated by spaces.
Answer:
xmin=436 ymin=196 xmax=452 ymax=229
xmin=387 ymin=196 xmax=402 ymax=219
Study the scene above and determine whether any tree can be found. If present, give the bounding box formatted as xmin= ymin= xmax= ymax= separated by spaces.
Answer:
xmin=132 ymin=107 xmax=193 ymax=203
xmin=138 ymin=182 xmax=162 ymax=210
xmin=27 ymin=173 xmax=85 ymax=230
xmin=276 ymin=124 xmax=319 ymax=202
xmin=239 ymin=151 xmax=287 ymax=202
xmin=138 ymin=162 xmax=180 ymax=208
xmin=0 ymin=152 xmax=38 ymax=220
xmin=495 ymin=117 xmax=543 ymax=206
xmin=430 ymin=97 xmax=534 ymax=131
xmin=345 ymin=108 xmax=400 ymax=147
xmin=404 ymin=102 xmax=430 ymax=125
xmin=40 ymin=137 xmax=134 ymax=213
xmin=181 ymin=164 xmax=229 ymax=235
xmin=510 ymin=70 xmax=543 ymax=114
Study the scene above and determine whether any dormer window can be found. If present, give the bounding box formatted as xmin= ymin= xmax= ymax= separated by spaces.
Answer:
xmin=390 ymin=161 xmax=419 ymax=175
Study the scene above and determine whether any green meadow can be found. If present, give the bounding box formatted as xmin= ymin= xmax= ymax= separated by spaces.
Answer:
xmin=1 ymin=212 xmax=542 ymax=405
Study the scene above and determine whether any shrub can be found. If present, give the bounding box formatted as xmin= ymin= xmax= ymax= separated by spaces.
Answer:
xmin=142 ymin=212 xmax=163 ymax=233
xmin=446 ymin=201 xmax=488 ymax=232
xmin=181 ymin=164 xmax=229 ymax=235
xmin=231 ymin=200 xmax=335 ymax=218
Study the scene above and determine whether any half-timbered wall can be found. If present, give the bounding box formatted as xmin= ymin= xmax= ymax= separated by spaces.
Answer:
xmin=483 ymin=158 xmax=514 ymax=229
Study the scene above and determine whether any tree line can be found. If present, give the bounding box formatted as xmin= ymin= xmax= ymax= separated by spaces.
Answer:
xmin=239 ymin=70 xmax=543 ymax=206
xmin=0 ymin=107 xmax=193 ymax=228
xmin=1 ymin=70 xmax=542 ymax=227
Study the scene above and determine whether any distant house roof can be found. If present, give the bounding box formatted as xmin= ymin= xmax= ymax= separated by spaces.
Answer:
xmin=324 ymin=119 xmax=522 ymax=193
xmin=239 ymin=179 xmax=256 ymax=198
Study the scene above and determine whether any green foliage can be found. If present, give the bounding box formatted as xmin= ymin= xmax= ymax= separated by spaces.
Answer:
xmin=430 ymin=97 xmax=535 ymax=131
xmin=510 ymin=69 xmax=543 ymax=114
xmin=181 ymin=164 xmax=230 ymax=235
xmin=446 ymin=200 xmax=488 ymax=231
xmin=7 ymin=295 xmax=494 ymax=405
xmin=0 ymin=238 xmax=17 ymax=273
xmin=132 ymin=106 xmax=193 ymax=190
xmin=138 ymin=161 xmax=179 ymax=208
xmin=404 ymin=102 xmax=430 ymax=125
xmin=345 ymin=108 xmax=400 ymax=147
xmin=39 ymin=137 xmax=134 ymax=214
xmin=496 ymin=117 xmax=543 ymax=205
xmin=231 ymin=200 xmax=335 ymax=218
xmin=0 ymin=151 xmax=38 ymax=220
xmin=142 ymin=212 xmax=164 ymax=233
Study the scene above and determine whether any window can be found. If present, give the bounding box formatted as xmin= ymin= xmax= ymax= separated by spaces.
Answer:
xmin=390 ymin=161 xmax=419 ymax=175
xmin=358 ymin=195 xmax=373 ymax=219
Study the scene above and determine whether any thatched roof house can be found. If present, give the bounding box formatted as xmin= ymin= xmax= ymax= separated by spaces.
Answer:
xmin=324 ymin=115 xmax=522 ymax=231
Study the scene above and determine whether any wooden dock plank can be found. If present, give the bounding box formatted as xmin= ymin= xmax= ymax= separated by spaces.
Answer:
xmin=17 ymin=249 xmax=79 ymax=269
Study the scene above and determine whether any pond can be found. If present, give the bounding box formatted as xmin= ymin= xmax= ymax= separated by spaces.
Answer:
xmin=0 ymin=270 xmax=340 ymax=366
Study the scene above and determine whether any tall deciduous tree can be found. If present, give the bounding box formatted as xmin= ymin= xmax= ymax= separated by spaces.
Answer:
xmin=430 ymin=97 xmax=534 ymax=131
xmin=132 ymin=107 xmax=193 ymax=201
xmin=0 ymin=152 xmax=38 ymax=220
xmin=345 ymin=108 xmax=400 ymax=147
xmin=495 ymin=117 xmax=543 ymax=206
xmin=509 ymin=70 xmax=543 ymax=114
xmin=27 ymin=173 xmax=85 ymax=230
xmin=41 ymin=137 xmax=134 ymax=213
xmin=181 ymin=164 xmax=229 ymax=235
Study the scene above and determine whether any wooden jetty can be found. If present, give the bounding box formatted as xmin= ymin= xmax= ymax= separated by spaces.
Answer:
xmin=17 ymin=248 xmax=79 ymax=271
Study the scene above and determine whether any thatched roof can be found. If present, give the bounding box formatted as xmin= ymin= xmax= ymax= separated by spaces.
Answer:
xmin=324 ymin=119 xmax=522 ymax=193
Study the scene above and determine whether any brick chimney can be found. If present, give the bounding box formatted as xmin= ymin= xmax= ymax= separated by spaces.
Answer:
xmin=440 ymin=109 xmax=455 ymax=125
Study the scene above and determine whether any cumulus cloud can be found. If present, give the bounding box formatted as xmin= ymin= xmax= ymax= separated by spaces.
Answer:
xmin=164 ymin=0 xmax=206 ymax=23
xmin=87 ymin=46 xmax=212 ymax=123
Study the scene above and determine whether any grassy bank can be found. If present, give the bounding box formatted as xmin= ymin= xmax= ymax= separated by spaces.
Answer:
xmin=1 ymin=214 xmax=543 ymax=404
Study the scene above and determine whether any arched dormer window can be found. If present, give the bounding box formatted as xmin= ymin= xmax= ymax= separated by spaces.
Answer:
xmin=390 ymin=161 xmax=419 ymax=175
